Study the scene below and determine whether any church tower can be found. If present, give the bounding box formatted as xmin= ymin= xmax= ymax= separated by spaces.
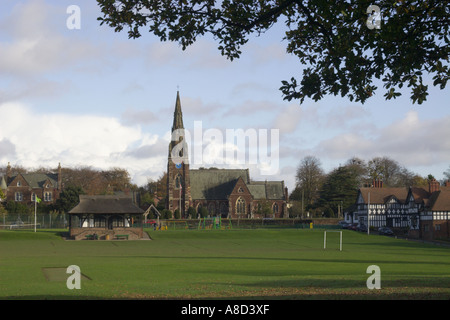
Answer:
xmin=167 ymin=91 xmax=191 ymax=217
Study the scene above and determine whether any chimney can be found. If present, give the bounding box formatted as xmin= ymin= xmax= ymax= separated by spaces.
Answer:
xmin=429 ymin=179 xmax=440 ymax=194
xmin=57 ymin=162 xmax=62 ymax=190
xmin=372 ymin=179 xmax=383 ymax=188
xmin=6 ymin=162 xmax=11 ymax=184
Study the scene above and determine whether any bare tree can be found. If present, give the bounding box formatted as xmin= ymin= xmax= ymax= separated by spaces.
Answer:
xmin=295 ymin=156 xmax=325 ymax=207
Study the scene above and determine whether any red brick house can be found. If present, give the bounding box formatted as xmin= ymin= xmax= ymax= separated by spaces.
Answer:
xmin=418 ymin=182 xmax=450 ymax=241
xmin=0 ymin=162 xmax=63 ymax=205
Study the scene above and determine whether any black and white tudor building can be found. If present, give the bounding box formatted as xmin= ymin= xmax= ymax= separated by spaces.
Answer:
xmin=345 ymin=179 xmax=450 ymax=241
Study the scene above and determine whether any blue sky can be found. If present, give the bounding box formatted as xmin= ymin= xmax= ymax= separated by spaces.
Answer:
xmin=0 ymin=0 xmax=449 ymax=191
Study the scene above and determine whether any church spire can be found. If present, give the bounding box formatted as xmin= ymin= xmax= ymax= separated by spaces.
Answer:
xmin=168 ymin=91 xmax=188 ymax=162
xmin=172 ymin=91 xmax=184 ymax=132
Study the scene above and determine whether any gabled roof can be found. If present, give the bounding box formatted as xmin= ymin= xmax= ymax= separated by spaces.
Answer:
xmin=68 ymin=195 xmax=144 ymax=215
xmin=359 ymin=187 xmax=409 ymax=204
xmin=408 ymin=187 xmax=431 ymax=204
xmin=358 ymin=186 xmax=450 ymax=211
xmin=426 ymin=187 xmax=450 ymax=212
xmin=190 ymin=169 xmax=249 ymax=200
xmin=248 ymin=181 xmax=286 ymax=200
xmin=9 ymin=173 xmax=58 ymax=189
xmin=189 ymin=168 xmax=286 ymax=201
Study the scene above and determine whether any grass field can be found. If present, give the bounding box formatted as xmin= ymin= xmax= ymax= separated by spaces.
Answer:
xmin=0 ymin=228 xmax=449 ymax=300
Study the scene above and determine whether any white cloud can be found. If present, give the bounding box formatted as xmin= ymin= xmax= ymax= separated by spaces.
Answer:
xmin=315 ymin=111 xmax=450 ymax=167
xmin=121 ymin=107 xmax=159 ymax=126
xmin=0 ymin=102 xmax=167 ymax=184
xmin=272 ymin=104 xmax=303 ymax=134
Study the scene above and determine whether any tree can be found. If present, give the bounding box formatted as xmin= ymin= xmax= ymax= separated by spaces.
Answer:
xmin=55 ymin=186 xmax=84 ymax=213
xmin=318 ymin=166 xmax=360 ymax=216
xmin=367 ymin=156 xmax=401 ymax=186
xmin=199 ymin=206 xmax=209 ymax=218
xmin=367 ymin=156 xmax=417 ymax=187
xmin=344 ymin=157 xmax=369 ymax=187
xmin=444 ymin=165 xmax=450 ymax=181
xmin=254 ymin=200 xmax=273 ymax=218
xmin=294 ymin=156 xmax=325 ymax=208
xmin=187 ymin=206 xmax=197 ymax=218
xmin=97 ymin=0 xmax=449 ymax=105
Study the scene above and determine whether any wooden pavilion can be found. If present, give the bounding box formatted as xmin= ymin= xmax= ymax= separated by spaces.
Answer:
xmin=68 ymin=194 xmax=145 ymax=240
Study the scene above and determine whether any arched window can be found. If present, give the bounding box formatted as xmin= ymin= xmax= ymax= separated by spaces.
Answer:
xmin=236 ymin=197 xmax=246 ymax=215
xmin=44 ymin=192 xmax=52 ymax=202
xmin=272 ymin=203 xmax=279 ymax=215
xmin=175 ymin=174 xmax=182 ymax=189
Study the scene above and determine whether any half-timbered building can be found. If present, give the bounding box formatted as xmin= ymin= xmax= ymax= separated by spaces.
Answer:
xmin=346 ymin=179 xmax=450 ymax=240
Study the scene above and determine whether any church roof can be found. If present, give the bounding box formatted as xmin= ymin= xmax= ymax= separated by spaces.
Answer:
xmin=190 ymin=168 xmax=286 ymax=201
xmin=68 ymin=195 xmax=144 ymax=215
xmin=190 ymin=169 xmax=249 ymax=200
xmin=249 ymin=181 xmax=286 ymax=200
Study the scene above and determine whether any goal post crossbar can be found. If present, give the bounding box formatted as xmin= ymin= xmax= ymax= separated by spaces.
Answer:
xmin=323 ymin=230 xmax=342 ymax=251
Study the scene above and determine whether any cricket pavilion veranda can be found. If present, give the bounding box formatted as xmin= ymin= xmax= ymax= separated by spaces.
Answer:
xmin=68 ymin=194 xmax=146 ymax=240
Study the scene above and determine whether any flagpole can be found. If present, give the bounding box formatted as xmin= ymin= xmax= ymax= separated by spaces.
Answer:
xmin=179 ymin=183 xmax=182 ymax=218
xmin=34 ymin=198 xmax=37 ymax=233
xmin=34 ymin=195 xmax=41 ymax=232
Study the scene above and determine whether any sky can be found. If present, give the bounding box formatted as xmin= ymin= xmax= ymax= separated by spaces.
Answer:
xmin=0 ymin=0 xmax=449 ymax=192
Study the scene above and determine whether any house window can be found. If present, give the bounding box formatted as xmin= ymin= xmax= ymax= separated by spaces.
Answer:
xmin=17 ymin=181 xmax=21 ymax=187
xmin=94 ymin=216 xmax=106 ymax=228
xmin=15 ymin=192 xmax=23 ymax=201
xmin=112 ymin=216 xmax=125 ymax=228
xmin=236 ymin=197 xmax=246 ymax=215
xmin=44 ymin=192 xmax=52 ymax=202
xmin=31 ymin=193 xmax=36 ymax=202
xmin=238 ymin=187 xmax=244 ymax=193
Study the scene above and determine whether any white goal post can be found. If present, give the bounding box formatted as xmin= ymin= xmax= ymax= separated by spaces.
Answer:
xmin=323 ymin=230 xmax=342 ymax=251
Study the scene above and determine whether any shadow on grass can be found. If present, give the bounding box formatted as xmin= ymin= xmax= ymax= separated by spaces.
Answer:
xmin=106 ymin=254 xmax=450 ymax=267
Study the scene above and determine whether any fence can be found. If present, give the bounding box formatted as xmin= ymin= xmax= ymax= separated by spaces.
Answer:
xmin=0 ymin=214 xmax=342 ymax=231
xmin=0 ymin=212 xmax=69 ymax=229
xmin=151 ymin=218 xmax=342 ymax=230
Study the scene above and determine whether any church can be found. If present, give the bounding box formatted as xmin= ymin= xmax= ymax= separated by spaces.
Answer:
xmin=166 ymin=92 xmax=289 ymax=219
